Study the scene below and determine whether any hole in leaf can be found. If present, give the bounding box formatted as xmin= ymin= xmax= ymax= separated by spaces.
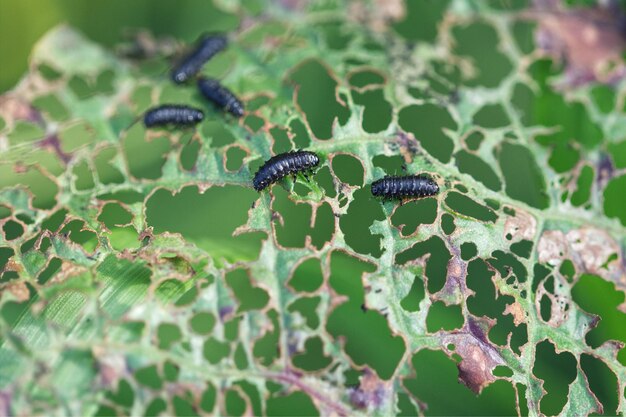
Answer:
xmin=603 ymin=174 xmax=626 ymax=226
xmin=224 ymin=388 xmax=246 ymax=417
xmin=396 ymin=236 xmax=451 ymax=293
xmin=473 ymin=104 xmax=509 ymax=129
xmin=72 ymin=160 xmax=95 ymax=190
xmin=572 ymin=274 xmax=626 ymax=363
xmin=289 ymin=118 xmax=311 ymax=149
xmin=452 ymin=21 xmax=512 ymax=88
xmin=391 ymin=198 xmax=437 ymax=236
xmin=351 ymin=89 xmax=392 ymax=133
xmin=332 ymin=154 xmax=364 ymax=186
xmin=400 ymin=275 xmax=426 ymax=312
xmin=173 ymin=393 xmax=199 ymax=417
xmin=393 ymin=0 xmax=449 ymax=42
xmin=134 ymin=364 xmax=162 ymax=390
xmin=461 ymin=242 xmax=477 ymax=260
xmin=266 ymin=390 xmax=319 ymax=416
xmin=253 ymin=309 xmax=280 ymax=366
xmin=404 ymin=349 xmax=517 ymax=415
xmin=327 ymin=251 xmax=404 ymax=379
xmin=225 ymin=268 xmax=269 ymax=312
xmin=37 ymin=257 xmax=62 ymax=285
xmin=340 ymin=187 xmax=384 ymax=257
xmin=203 ymin=337 xmax=230 ymax=364
xmin=398 ymin=104 xmax=456 ymax=163
xmin=373 ymin=155 xmax=405 ymax=175
xmin=533 ymin=340 xmax=577 ymax=415
xmin=157 ymin=323 xmax=182 ymax=350
xmin=3 ymin=220 xmax=23 ymax=240
xmin=441 ymin=213 xmax=456 ymax=235
xmin=273 ymin=187 xmax=313 ymax=248
xmin=580 ymin=353 xmax=619 ymax=416
xmin=286 ymin=59 xmax=350 ymax=140
xmin=607 ymin=140 xmax=626 ymax=169
xmin=289 ymin=258 xmax=323 ymax=293
xmin=497 ymin=142 xmax=549 ymax=209
xmin=270 ymin=127 xmax=293 ymax=154
xmin=225 ymin=146 xmax=247 ymax=172
xmin=146 ymin=185 xmax=263 ymax=263
xmin=512 ymin=20 xmax=536 ymax=54
xmin=288 ymin=296 xmax=320 ymax=329
xmin=348 ymin=69 xmax=385 ymax=88
xmin=426 ymin=301 xmax=463 ymax=332
xmin=180 ymin=137 xmax=201 ymax=171
xmin=189 ymin=312 xmax=216 ymax=335
xmin=510 ymin=239 xmax=533 ymax=259
xmin=445 ymin=192 xmax=497 ymax=222
xmin=292 ymin=336 xmax=332 ymax=371
xmin=94 ymin=147 xmax=125 ymax=185
xmin=454 ymin=150 xmax=502 ymax=191
xmin=200 ymin=383 xmax=217 ymax=413
xmin=203 ymin=121 xmax=236 ymax=147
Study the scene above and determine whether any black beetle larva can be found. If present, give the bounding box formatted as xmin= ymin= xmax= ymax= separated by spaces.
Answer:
xmin=197 ymin=77 xmax=245 ymax=117
xmin=171 ymin=34 xmax=228 ymax=84
xmin=143 ymin=104 xmax=204 ymax=128
xmin=371 ymin=175 xmax=439 ymax=200
xmin=253 ymin=150 xmax=320 ymax=191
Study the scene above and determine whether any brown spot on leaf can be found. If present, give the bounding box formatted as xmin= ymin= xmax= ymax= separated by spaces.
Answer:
xmin=269 ymin=369 xmax=351 ymax=416
xmin=2 ymin=259 xmax=22 ymax=274
xmin=38 ymin=134 xmax=71 ymax=164
xmin=531 ymin=4 xmax=626 ymax=85
xmin=535 ymin=275 xmax=570 ymax=327
xmin=6 ymin=281 xmax=30 ymax=302
xmin=504 ymin=300 xmax=526 ymax=326
xmin=49 ymin=260 xmax=88 ymax=285
xmin=117 ymin=30 xmax=178 ymax=60
xmin=139 ymin=226 xmax=154 ymax=243
xmin=538 ymin=226 xmax=625 ymax=289
xmin=396 ymin=130 xmax=420 ymax=165
xmin=0 ymin=95 xmax=44 ymax=126
xmin=437 ymin=250 xmax=471 ymax=303
xmin=439 ymin=316 xmax=504 ymax=394
xmin=504 ymin=208 xmax=537 ymax=242
xmin=0 ymin=391 xmax=11 ymax=417
xmin=278 ymin=0 xmax=308 ymax=11
xmin=349 ymin=368 xmax=390 ymax=410
xmin=348 ymin=0 xmax=405 ymax=32
xmin=94 ymin=348 xmax=127 ymax=389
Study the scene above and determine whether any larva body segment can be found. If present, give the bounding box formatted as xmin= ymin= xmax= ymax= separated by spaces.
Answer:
xmin=371 ymin=175 xmax=439 ymax=200
xmin=197 ymin=77 xmax=245 ymax=117
xmin=143 ymin=104 xmax=204 ymax=128
xmin=171 ymin=34 xmax=227 ymax=84
xmin=253 ymin=151 xmax=320 ymax=191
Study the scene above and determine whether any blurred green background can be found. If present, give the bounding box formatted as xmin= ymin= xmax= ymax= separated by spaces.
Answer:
xmin=0 ymin=0 xmax=240 ymax=92
xmin=1 ymin=0 xmax=625 ymax=415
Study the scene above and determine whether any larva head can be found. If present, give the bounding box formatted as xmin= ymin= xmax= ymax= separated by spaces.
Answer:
xmin=172 ymin=71 xmax=189 ymax=84
xmin=422 ymin=176 xmax=440 ymax=195
xmin=229 ymin=101 xmax=245 ymax=118
xmin=370 ymin=179 xmax=384 ymax=196
xmin=189 ymin=110 xmax=205 ymax=123
xmin=304 ymin=151 xmax=320 ymax=168
xmin=253 ymin=174 xmax=268 ymax=192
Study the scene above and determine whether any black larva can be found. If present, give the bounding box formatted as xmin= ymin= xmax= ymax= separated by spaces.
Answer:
xmin=171 ymin=34 xmax=227 ymax=84
xmin=371 ymin=175 xmax=439 ymax=200
xmin=143 ymin=104 xmax=204 ymax=128
xmin=253 ymin=151 xmax=320 ymax=191
xmin=197 ymin=77 xmax=245 ymax=117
